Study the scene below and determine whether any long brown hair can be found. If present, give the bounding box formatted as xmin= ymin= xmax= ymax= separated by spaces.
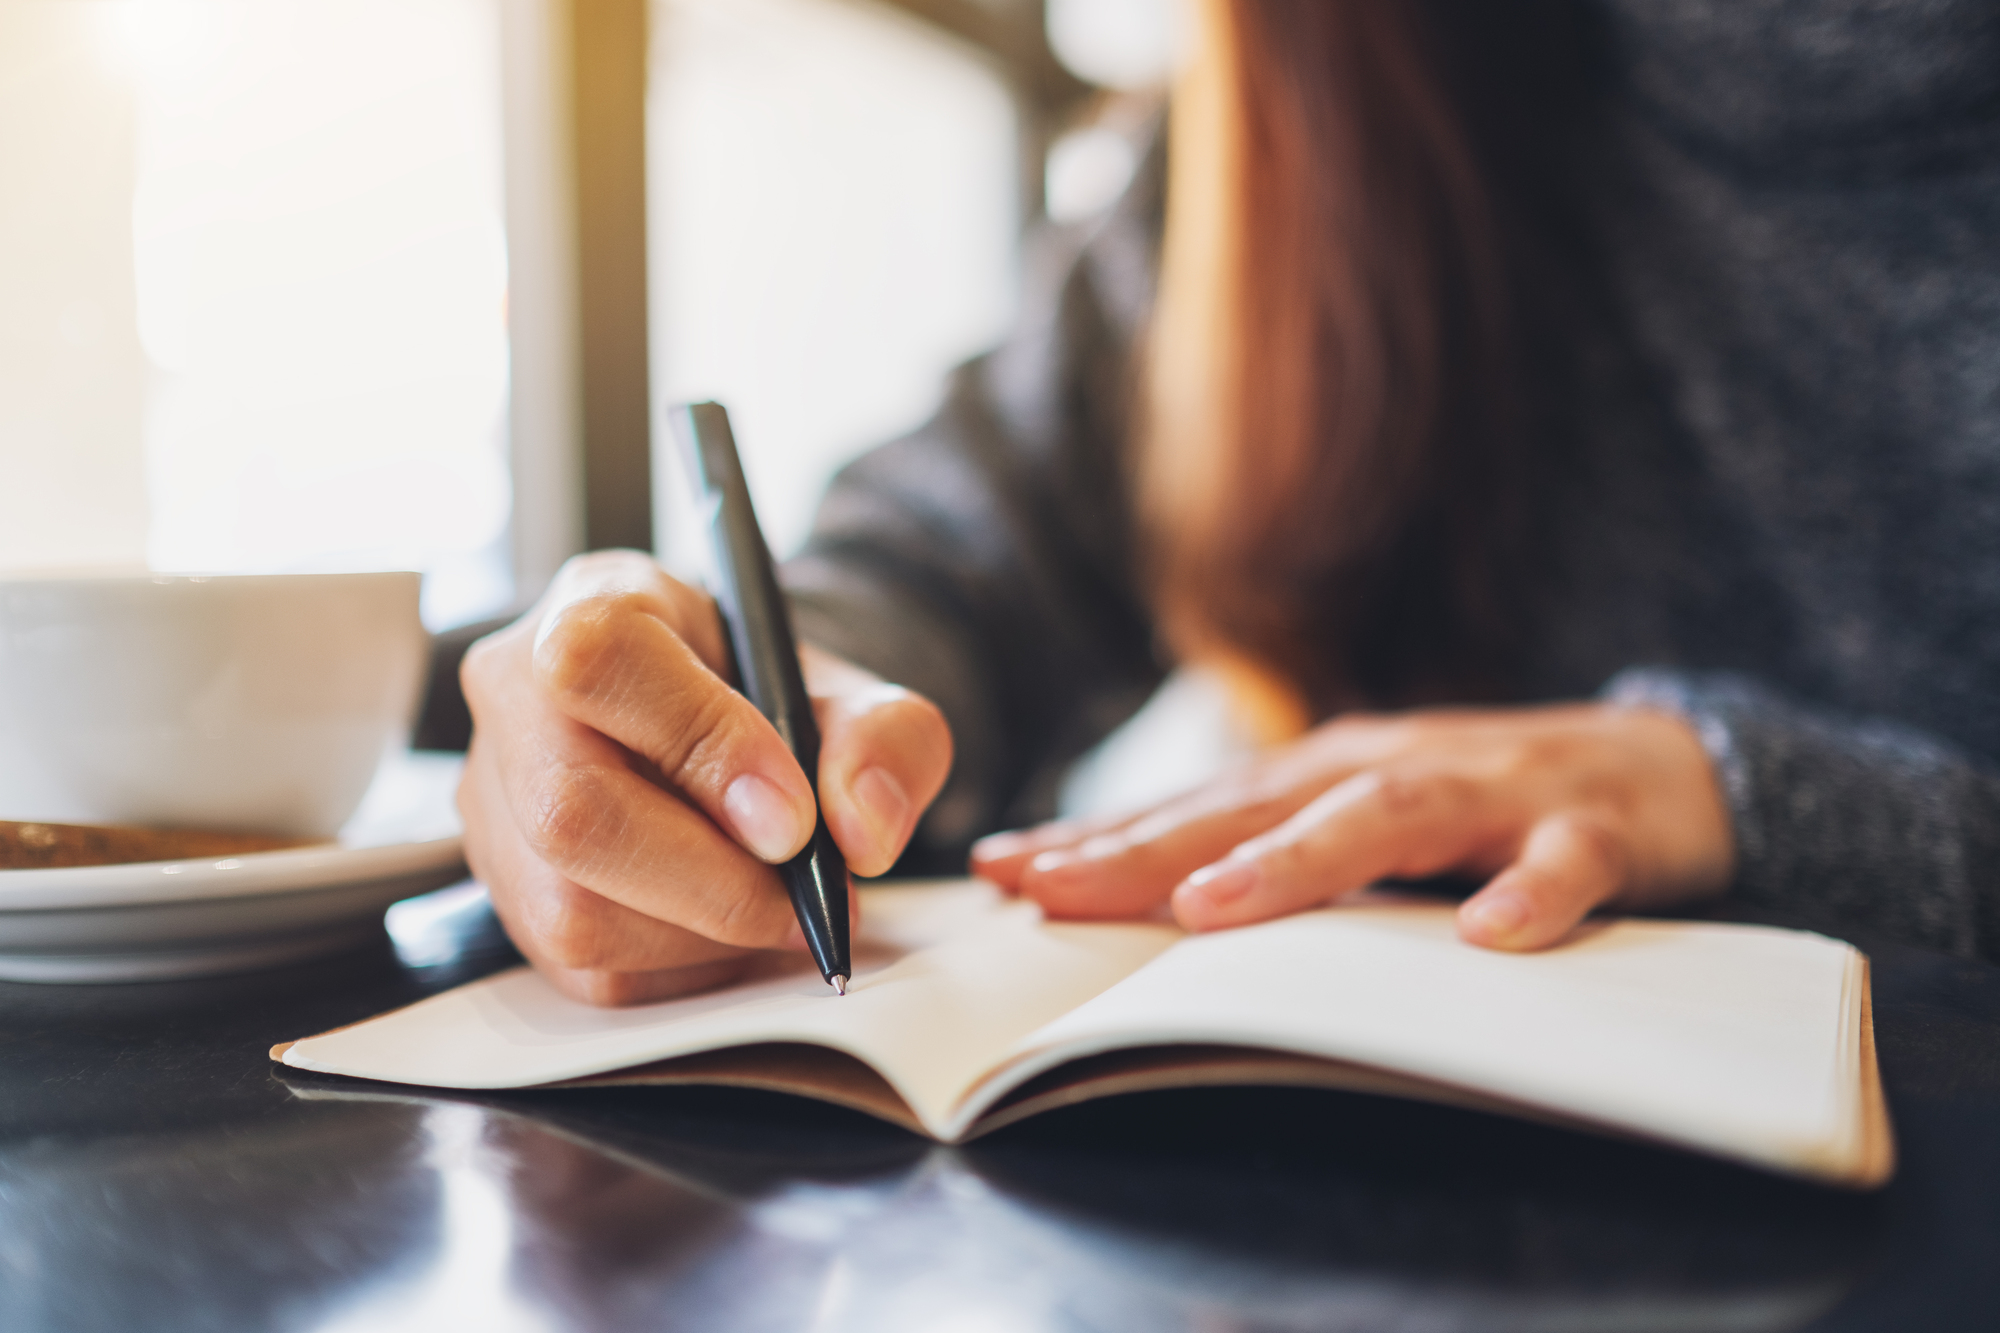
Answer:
xmin=1145 ymin=0 xmax=1561 ymax=737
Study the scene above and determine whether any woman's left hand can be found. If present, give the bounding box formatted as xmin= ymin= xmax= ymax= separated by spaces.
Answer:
xmin=971 ymin=702 xmax=1736 ymax=949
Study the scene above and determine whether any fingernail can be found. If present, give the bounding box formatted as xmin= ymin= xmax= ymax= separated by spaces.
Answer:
xmin=973 ymin=829 xmax=1027 ymax=860
xmin=1030 ymin=849 xmax=1082 ymax=876
xmin=1183 ymin=859 xmax=1259 ymax=907
xmin=1078 ymin=835 xmax=1125 ymax=862
xmin=724 ymin=773 xmax=808 ymax=862
xmin=1464 ymin=892 xmax=1528 ymax=941
xmin=854 ymin=766 xmax=911 ymax=858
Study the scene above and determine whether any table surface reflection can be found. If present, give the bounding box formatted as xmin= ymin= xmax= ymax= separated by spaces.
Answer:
xmin=4 ymin=885 xmax=1998 ymax=1333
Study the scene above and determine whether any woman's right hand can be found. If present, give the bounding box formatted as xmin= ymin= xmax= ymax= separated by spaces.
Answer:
xmin=457 ymin=550 xmax=952 ymax=1006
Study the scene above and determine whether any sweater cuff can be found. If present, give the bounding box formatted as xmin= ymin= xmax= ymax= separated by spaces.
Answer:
xmin=1601 ymin=666 xmax=1997 ymax=957
xmin=1600 ymin=667 xmax=1772 ymax=886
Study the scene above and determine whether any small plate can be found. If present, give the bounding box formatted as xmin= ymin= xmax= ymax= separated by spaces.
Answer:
xmin=0 ymin=751 xmax=467 ymax=983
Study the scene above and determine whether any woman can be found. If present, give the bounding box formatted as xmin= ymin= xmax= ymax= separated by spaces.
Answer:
xmin=458 ymin=0 xmax=2000 ymax=1004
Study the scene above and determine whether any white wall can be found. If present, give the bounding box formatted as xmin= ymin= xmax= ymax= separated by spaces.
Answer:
xmin=0 ymin=2 xmax=150 ymax=571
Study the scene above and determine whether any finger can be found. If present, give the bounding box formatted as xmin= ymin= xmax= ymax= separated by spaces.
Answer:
xmin=482 ymin=820 xmax=761 ymax=975
xmin=1017 ymin=768 xmax=1335 ymax=921
xmin=970 ymin=811 xmax=1137 ymax=891
xmin=528 ymin=956 xmax=761 ymax=1008
xmin=517 ymin=847 xmax=866 ymax=1008
xmin=529 ymin=558 xmax=817 ymax=865
xmin=463 ymin=732 xmax=767 ymax=970
xmin=1457 ymin=813 xmax=1627 ymax=951
xmin=540 ymin=549 xmax=733 ymax=671
xmin=1170 ymin=769 xmax=1498 ymax=931
xmin=497 ymin=875 xmax=763 ymax=1007
xmin=988 ymin=712 xmax=1448 ymax=896
xmin=467 ymin=612 xmax=804 ymax=948
xmin=974 ymin=717 xmax=1415 ymax=895
xmin=806 ymin=648 xmax=953 ymax=877
xmin=506 ymin=741 xmax=807 ymax=948
xmin=461 ymin=737 xmax=764 ymax=1006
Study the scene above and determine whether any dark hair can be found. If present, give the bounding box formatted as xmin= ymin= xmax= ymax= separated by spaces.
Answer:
xmin=1143 ymin=0 xmax=1580 ymax=735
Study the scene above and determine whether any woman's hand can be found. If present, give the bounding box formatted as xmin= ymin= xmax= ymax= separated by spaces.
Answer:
xmin=458 ymin=551 xmax=952 ymax=1006
xmin=972 ymin=703 xmax=1734 ymax=949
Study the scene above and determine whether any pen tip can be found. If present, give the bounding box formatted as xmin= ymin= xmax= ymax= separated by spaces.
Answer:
xmin=831 ymin=974 xmax=847 ymax=996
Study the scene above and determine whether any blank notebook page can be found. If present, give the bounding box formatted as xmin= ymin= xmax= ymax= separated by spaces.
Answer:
xmin=984 ymin=901 xmax=1857 ymax=1170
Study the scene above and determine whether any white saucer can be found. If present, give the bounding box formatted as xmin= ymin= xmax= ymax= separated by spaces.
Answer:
xmin=0 ymin=751 xmax=468 ymax=983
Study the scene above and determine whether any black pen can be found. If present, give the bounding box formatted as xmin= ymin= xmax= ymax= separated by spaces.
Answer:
xmin=670 ymin=402 xmax=852 ymax=994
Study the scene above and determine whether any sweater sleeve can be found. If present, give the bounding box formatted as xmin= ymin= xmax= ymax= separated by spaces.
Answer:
xmin=1606 ymin=667 xmax=2000 ymax=961
xmin=781 ymin=145 xmax=1170 ymax=872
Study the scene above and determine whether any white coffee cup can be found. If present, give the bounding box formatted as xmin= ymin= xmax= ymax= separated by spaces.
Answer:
xmin=0 ymin=571 xmax=427 ymax=837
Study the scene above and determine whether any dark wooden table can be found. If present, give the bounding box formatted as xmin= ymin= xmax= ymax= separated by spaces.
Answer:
xmin=4 ymin=884 xmax=1997 ymax=1333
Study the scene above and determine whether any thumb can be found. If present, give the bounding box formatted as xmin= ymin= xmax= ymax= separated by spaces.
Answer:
xmin=805 ymin=647 xmax=953 ymax=877
xmin=1456 ymin=813 xmax=1626 ymax=951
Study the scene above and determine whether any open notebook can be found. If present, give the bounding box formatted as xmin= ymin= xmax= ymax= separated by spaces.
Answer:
xmin=276 ymin=881 xmax=1893 ymax=1188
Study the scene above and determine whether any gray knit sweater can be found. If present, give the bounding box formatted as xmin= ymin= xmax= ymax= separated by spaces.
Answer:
xmin=787 ymin=0 xmax=2000 ymax=961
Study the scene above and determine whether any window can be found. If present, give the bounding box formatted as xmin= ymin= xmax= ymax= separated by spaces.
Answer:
xmin=1 ymin=0 xmax=1181 ymax=631
xmin=134 ymin=0 xmax=512 ymax=629
xmin=647 ymin=0 xmax=1020 ymax=565
xmin=1 ymin=0 xmax=511 ymax=630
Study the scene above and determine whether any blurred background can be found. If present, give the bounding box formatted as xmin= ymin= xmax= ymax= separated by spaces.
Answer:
xmin=0 ymin=0 xmax=1185 ymax=630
